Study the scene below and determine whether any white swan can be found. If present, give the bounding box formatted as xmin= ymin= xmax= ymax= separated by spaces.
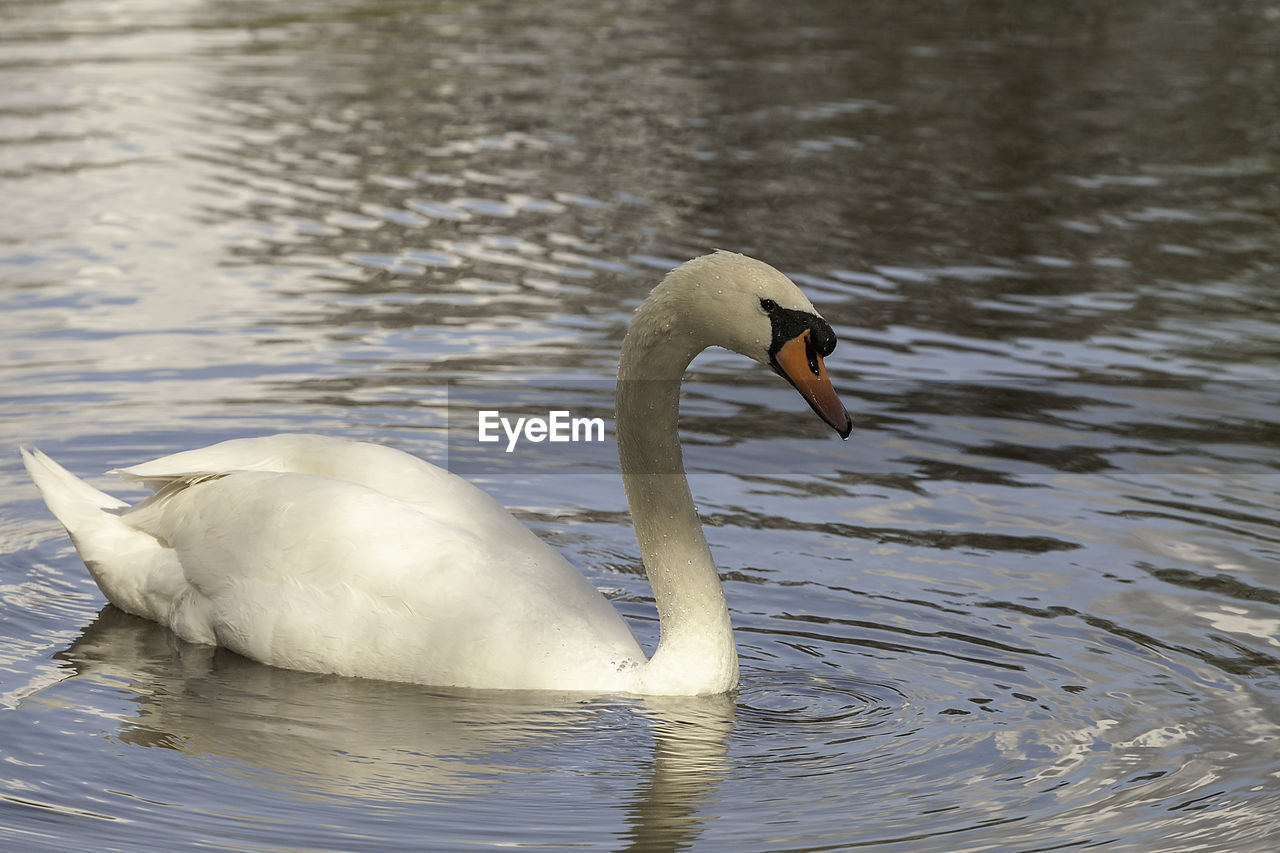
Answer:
xmin=23 ymin=251 xmax=851 ymax=696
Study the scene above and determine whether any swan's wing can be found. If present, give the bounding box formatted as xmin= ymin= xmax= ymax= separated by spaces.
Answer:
xmin=114 ymin=434 xmax=528 ymax=536
xmin=119 ymin=469 xmax=643 ymax=689
xmin=114 ymin=434 xmax=446 ymax=499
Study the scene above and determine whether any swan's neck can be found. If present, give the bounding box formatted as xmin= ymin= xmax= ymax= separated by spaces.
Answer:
xmin=616 ymin=294 xmax=738 ymax=695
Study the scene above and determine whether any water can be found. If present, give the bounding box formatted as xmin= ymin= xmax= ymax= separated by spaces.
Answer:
xmin=2 ymin=0 xmax=1279 ymax=849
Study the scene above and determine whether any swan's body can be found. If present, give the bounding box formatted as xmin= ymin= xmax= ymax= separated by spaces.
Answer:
xmin=24 ymin=252 xmax=850 ymax=695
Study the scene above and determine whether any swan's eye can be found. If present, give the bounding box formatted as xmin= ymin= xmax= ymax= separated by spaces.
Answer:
xmin=759 ymin=298 xmax=778 ymax=313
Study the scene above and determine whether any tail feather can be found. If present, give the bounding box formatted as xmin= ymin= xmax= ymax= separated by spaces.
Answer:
xmin=22 ymin=448 xmax=127 ymax=517
xmin=22 ymin=448 xmax=177 ymax=622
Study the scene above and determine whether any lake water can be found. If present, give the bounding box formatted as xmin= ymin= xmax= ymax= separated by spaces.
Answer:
xmin=2 ymin=0 xmax=1279 ymax=850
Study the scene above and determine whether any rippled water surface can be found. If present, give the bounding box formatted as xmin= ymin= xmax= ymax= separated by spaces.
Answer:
xmin=2 ymin=1 xmax=1279 ymax=850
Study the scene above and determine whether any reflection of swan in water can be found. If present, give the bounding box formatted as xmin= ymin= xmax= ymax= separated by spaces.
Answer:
xmin=37 ymin=608 xmax=733 ymax=848
xmin=23 ymin=252 xmax=850 ymax=695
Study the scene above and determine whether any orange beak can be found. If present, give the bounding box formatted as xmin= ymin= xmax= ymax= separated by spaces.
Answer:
xmin=771 ymin=330 xmax=852 ymax=439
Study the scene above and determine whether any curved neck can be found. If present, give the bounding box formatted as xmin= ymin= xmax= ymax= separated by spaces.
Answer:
xmin=616 ymin=297 xmax=738 ymax=695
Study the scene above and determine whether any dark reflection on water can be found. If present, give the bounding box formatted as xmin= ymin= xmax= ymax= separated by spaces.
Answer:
xmin=2 ymin=0 xmax=1280 ymax=850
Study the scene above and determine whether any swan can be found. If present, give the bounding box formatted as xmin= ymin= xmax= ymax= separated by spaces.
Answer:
xmin=23 ymin=251 xmax=851 ymax=696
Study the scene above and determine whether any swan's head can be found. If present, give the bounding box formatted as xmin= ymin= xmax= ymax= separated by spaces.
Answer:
xmin=656 ymin=251 xmax=852 ymax=439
